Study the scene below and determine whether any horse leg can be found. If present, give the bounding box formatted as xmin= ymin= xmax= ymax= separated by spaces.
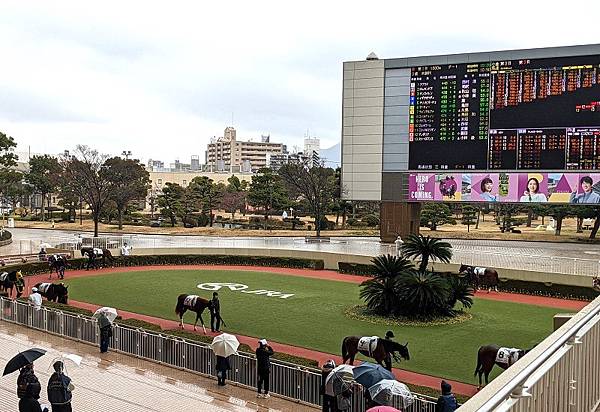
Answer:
xmin=198 ymin=313 xmax=207 ymax=334
xmin=350 ymin=353 xmax=355 ymax=365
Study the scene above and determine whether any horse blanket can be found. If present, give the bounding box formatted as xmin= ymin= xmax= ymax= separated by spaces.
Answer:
xmin=37 ymin=283 xmax=51 ymax=294
xmin=183 ymin=295 xmax=199 ymax=308
xmin=0 ymin=272 xmax=7 ymax=282
xmin=92 ymin=248 xmax=103 ymax=256
xmin=474 ymin=267 xmax=486 ymax=276
xmin=496 ymin=347 xmax=521 ymax=365
xmin=358 ymin=336 xmax=379 ymax=356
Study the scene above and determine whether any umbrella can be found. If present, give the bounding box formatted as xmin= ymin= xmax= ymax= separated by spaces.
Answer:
xmin=211 ymin=333 xmax=239 ymax=357
xmin=39 ymin=242 xmax=52 ymax=249
xmin=62 ymin=353 xmax=83 ymax=367
xmin=352 ymin=362 xmax=395 ymax=389
xmin=369 ymin=379 xmax=414 ymax=408
xmin=324 ymin=364 xmax=355 ymax=396
xmin=3 ymin=348 xmax=46 ymax=376
xmin=93 ymin=307 xmax=118 ymax=324
xmin=366 ymin=406 xmax=401 ymax=412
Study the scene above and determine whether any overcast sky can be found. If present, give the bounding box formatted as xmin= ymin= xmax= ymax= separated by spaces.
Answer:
xmin=2 ymin=1 xmax=600 ymax=164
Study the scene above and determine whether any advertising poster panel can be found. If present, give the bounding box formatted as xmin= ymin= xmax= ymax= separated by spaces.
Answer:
xmin=408 ymin=173 xmax=600 ymax=204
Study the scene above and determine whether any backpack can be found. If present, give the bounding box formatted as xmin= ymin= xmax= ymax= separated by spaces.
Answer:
xmin=47 ymin=373 xmax=72 ymax=404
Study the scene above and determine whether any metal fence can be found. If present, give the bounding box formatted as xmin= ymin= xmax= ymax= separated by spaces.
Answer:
xmin=460 ymin=296 xmax=600 ymax=412
xmin=0 ymin=297 xmax=436 ymax=411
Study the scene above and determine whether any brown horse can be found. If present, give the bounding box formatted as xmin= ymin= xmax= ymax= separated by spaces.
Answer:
xmin=81 ymin=247 xmax=115 ymax=269
xmin=0 ymin=270 xmax=24 ymax=299
xmin=175 ymin=294 xmax=213 ymax=333
xmin=341 ymin=336 xmax=410 ymax=371
xmin=459 ymin=264 xmax=499 ymax=292
xmin=34 ymin=282 xmax=69 ymax=304
xmin=474 ymin=344 xmax=527 ymax=388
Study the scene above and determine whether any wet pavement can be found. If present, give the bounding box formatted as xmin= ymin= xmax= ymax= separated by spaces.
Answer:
xmin=0 ymin=322 xmax=316 ymax=411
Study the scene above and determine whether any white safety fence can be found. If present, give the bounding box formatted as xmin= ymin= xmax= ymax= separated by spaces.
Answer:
xmin=460 ymin=296 xmax=600 ymax=412
xmin=0 ymin=297 xmax=436 ymax=411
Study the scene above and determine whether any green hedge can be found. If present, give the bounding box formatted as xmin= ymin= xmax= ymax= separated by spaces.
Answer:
xmin=338 ymin=262 xmax=378 ymax=276
xmin=35 ymin=300 xmax=318 ymax=368
xmin=0 ymin=230 xmax=11 ymax=242
xmin=8 ymin=254 xmax=325 ymax=275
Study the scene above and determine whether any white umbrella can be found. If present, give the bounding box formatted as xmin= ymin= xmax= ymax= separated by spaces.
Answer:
xmin=62 ymin=353 xmax=83 ymax=367
xmin=325 ymin=364 xmax=355 ymax=396
xmin=39 ymin=242 xmax=52 ymax=249
xmin=368 ymin=380 xmax=414 ymax=408
xmin=211 ymin=333 xmax=239 ymax=357
xmin=93 ymin=307 xmax=118 ymax=324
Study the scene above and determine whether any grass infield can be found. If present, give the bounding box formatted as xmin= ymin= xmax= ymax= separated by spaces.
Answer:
xmin=62 ymin=269 xmax=561 ymax=384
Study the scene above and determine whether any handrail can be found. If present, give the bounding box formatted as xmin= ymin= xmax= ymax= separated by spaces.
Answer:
xmin=466 ymin=296 xmax=600 ymax=410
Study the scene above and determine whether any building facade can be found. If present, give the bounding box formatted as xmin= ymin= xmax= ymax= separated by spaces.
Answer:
xmin=205 ymin=127 xmax=286 ymax=172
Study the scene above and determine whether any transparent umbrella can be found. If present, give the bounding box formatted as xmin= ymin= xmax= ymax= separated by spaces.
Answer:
xmin=368 ymin=379 xmax=414 ymax=408
xmin=92 ymin=307 xmax=118 ymax=324
xmin=324 ymin=364 xmax=354 ymax=396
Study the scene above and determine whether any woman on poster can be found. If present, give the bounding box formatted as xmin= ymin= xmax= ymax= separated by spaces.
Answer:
xmin=479 ymin=178 xmax=497 ymax=202
xmin=520 ymin=177 xmax=547 ymax=203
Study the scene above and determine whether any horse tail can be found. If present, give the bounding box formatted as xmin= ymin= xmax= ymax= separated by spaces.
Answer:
xmin=341 ymin=337 xmax=348 ymax=361
xmin=175 ymin=295 xmax=184 ymax=316
xmin=474 ymin=347 xmax=483 ymax=376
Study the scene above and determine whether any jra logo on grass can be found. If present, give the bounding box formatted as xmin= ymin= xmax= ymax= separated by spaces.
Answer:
xmin=197 ymin=282 xmax=294 ymax=299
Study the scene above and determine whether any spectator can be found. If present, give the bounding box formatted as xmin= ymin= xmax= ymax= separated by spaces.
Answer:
xmin=28 ymin=288 xmax=42 ymax=311
xmin=211 ymin=292 xmax=221 ymax=332
xmin=436 ymin=380 xmax=457 ymax=412
xmin=47 ymin=361 xmax=74 ymax=412
xmin=121 ymin=243 xmax=132 ymax=256
xmin=38 ymin=248 xmax=47 ymax=261
xmin=215 ymin=355 xmax=231 ymax=386
xmin=98 ymin=313 xmax=113 ymax=353
xmin=17 ymin=363 xmax=47 ymax=412
xmin=320 ymin=359 xmax=336 ymax=412
xmin=256 ymin=339 xmax=274 ymax=399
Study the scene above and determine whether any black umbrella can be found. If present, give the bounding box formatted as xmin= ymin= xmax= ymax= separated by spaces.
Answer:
xmin=3 ymin=348 xmax=46 ymax=376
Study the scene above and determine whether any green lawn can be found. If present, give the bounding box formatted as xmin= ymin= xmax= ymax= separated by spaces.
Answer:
xmin=63 ymin=269 xmax=561 ymax=384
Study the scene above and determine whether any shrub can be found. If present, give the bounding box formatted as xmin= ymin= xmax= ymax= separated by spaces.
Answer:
xmin=346 ymin=218 xmax=358 ymax=226
xmin=0 ymin=230 xmax=11 ymax=242
xmin=197 ymin=214 xmax=210 ymax=227
xmin=338 ymin=262 xmax=378 ymax=276
xmin=362 ymin=214 xmax=380 ymax=226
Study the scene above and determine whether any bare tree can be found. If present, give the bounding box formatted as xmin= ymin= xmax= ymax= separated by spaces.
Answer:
xmin=61 ymin=146 xmax=113 ymax=236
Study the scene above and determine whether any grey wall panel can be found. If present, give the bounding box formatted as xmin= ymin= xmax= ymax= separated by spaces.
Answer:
xmin=384 ymin=76 xmax=411 ymax=87
xmin=381 ymin=172 xmax=407 ymax=201
xmin=382 ymin=143 xmax=409 ymax=154
xmin=383 ymin=115 xmax=409 ymax=126
xmin=385 ymin=68 xmax=411 ymax=78
xmin=384 ymin=106 xmax=409 ymax=116
xmin=385 ymin=96 xmax=409 ymax=106
xmin=384 ymin=86 xmax=410 ymax=98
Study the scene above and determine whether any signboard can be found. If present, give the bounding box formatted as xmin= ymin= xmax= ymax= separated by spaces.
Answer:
xmin=408 ymin=55 xmax=600 ymax=171
xmin=408 ymin=172 xmax=600 ymax=204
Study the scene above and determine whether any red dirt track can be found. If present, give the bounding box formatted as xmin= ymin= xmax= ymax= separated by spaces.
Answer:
xmin=20 ymin=265 xmax=590 ymax=396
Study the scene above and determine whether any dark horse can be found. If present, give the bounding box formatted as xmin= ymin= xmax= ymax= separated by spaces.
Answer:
xmin=80 ymin=247 xmax=115 ymax=269
xmin=175 ymin=294 xmax=213 ymax=333
xmin=474 ymin=344 xmax=528 ymax=388
xmin=0 ymin=270 xmax=24 ymax=298
xmin=34 ymin=282 xmax=69 ymax=304
xmin=459 ymin=264 xmax=499 ymax=292
xmin=48 ymin=254 xmax=68 ymax=280
xmin=341 ymin=336 xmax=410 ymax=371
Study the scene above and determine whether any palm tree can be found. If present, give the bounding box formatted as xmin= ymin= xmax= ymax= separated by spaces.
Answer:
xmin=395 ymin=271 xmax=450 ymax=317
xmin=359 ymin=277 xmax=400 ymax=315
xmin=446 ymin=276 xmax=474 ymax=313
xmin=400 ymin=234 xmax=452 ymax=273
xmin=372 ymin=254 xmax=414 ymax=279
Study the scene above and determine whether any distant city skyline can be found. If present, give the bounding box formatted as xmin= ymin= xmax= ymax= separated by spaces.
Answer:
xmin=2 ymin=2 xmax=599 ymax=162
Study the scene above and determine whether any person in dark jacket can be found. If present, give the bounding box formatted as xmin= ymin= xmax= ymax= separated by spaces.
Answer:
xmin=211 ymin=292 xmax=221 ymax=332
xmin=17 ymin=363 xmax=47 ymax=412
xmin=320 ymin=359 xmax=336 ymax=412
xmin=256 ymin=339 xmax=274 ymax=398
xmin=215 ymin=355 xmax=231 ymax=386
xmin=436 ymin=380 xmax=458 ymax=412
xmin=98 ymin=313 xmax=113 ymax=353
xmin=47 ymin=361 xmax=73 ymax=412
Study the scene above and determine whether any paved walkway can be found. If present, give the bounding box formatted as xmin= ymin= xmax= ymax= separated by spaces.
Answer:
xmin=0 ymin=322 xmax=315 ymax=411
xmin=18 ymin=265 xmax=590 ymax=397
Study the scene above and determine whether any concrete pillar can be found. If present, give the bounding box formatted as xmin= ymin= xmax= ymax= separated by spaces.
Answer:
xmin=553 ymin=313 xmax=575 ymax=331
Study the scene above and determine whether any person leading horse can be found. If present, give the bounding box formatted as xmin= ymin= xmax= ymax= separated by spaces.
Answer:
xmin=175 ymin=294 xmax=213 ymax=333
xmin=341 ymin=333 xmax=410 ymax=371
xmin=459 ymin=264 xmax=499 ymax=292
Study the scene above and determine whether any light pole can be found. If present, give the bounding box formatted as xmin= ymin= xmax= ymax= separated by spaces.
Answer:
xmin=122 ymin=150 xmax=132 ymax=160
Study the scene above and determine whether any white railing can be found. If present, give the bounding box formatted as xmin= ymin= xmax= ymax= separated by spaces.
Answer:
xmin=459 ymin=296 xmax=600 ymax=411
xmin=0 ymin=297 xmax=436 ymax=411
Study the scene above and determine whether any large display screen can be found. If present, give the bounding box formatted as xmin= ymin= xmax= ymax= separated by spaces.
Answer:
xmin=408 ymin=172 xmax=600 ymax=204
xmin=408 ymin=55 xmax=600 ymax=171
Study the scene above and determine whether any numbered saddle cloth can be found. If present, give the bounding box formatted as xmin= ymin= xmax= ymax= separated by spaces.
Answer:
xmin=474 ymin=267 xmax=486 ymax=277
xmin=183 ymin=295 xmax=198 ymax=308
xmin=496 ymin=347 xmax=521 ymax=365
xmin=0 ymin=272 xmax=7 ymax=282
xmin=93 ymin=248 xmax=103 ymax=256
xmin=38 ymin=283 xmax=51 ymax=294
xmin=358 ymin=336 xmax=379 ymax=356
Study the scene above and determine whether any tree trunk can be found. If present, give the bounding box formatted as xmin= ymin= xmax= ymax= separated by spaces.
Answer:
xmin=93 ymin=214 xmax=99 ymax=237
xmin=475 ymin=210 xmax=480 ymax=229
xmin=335 ymin=211 xmax=340 ymax=226
xmin=342 ymin=209 xmax=347 ymax=228
xmin=590 ymin=211 xmax=600 ymax=239
xmin=526 ymin=209 xmax=533 ymax=227
xmin=118 ymin=208 xmax=124 ymax=230
xmin=40 ymin=192 xmax=46 ymax=221
xmin=264 ymin=210 xmax=269 ymax=230
xmin=209 ymin=207 xmax=214 ymax=227
xmin=541 ymin=215 xmax=545 ymax=225
xmin=577 ymin=217 xmax=583 ymax=233
xmin=554 ymin=217 xmax=563 ymax=236
xmin=171 ymin=216 xmax=176 ymax=227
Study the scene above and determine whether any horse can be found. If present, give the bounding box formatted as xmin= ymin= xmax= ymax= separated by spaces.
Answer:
xmin=48 ymin=255 xmax=68 ymax=280
xmin=474 ymin=344 xmax=528 ymax=388
xmin=0 ymin=270 xmax=24 ymax=299
xmin=34 ymin=282 xmax=69 ymax=304
xmin=459 ymin=264 xmax=499 ymax=292
xmin=80 ymin=247 xmax=114 ymax=269
xmin=175 ymin=294 xmax=213 ymax=333
xmin=341 ymin=336 xmax=410 ymax=371
xmin=593 ymin=276 xmax=600 ymax=292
